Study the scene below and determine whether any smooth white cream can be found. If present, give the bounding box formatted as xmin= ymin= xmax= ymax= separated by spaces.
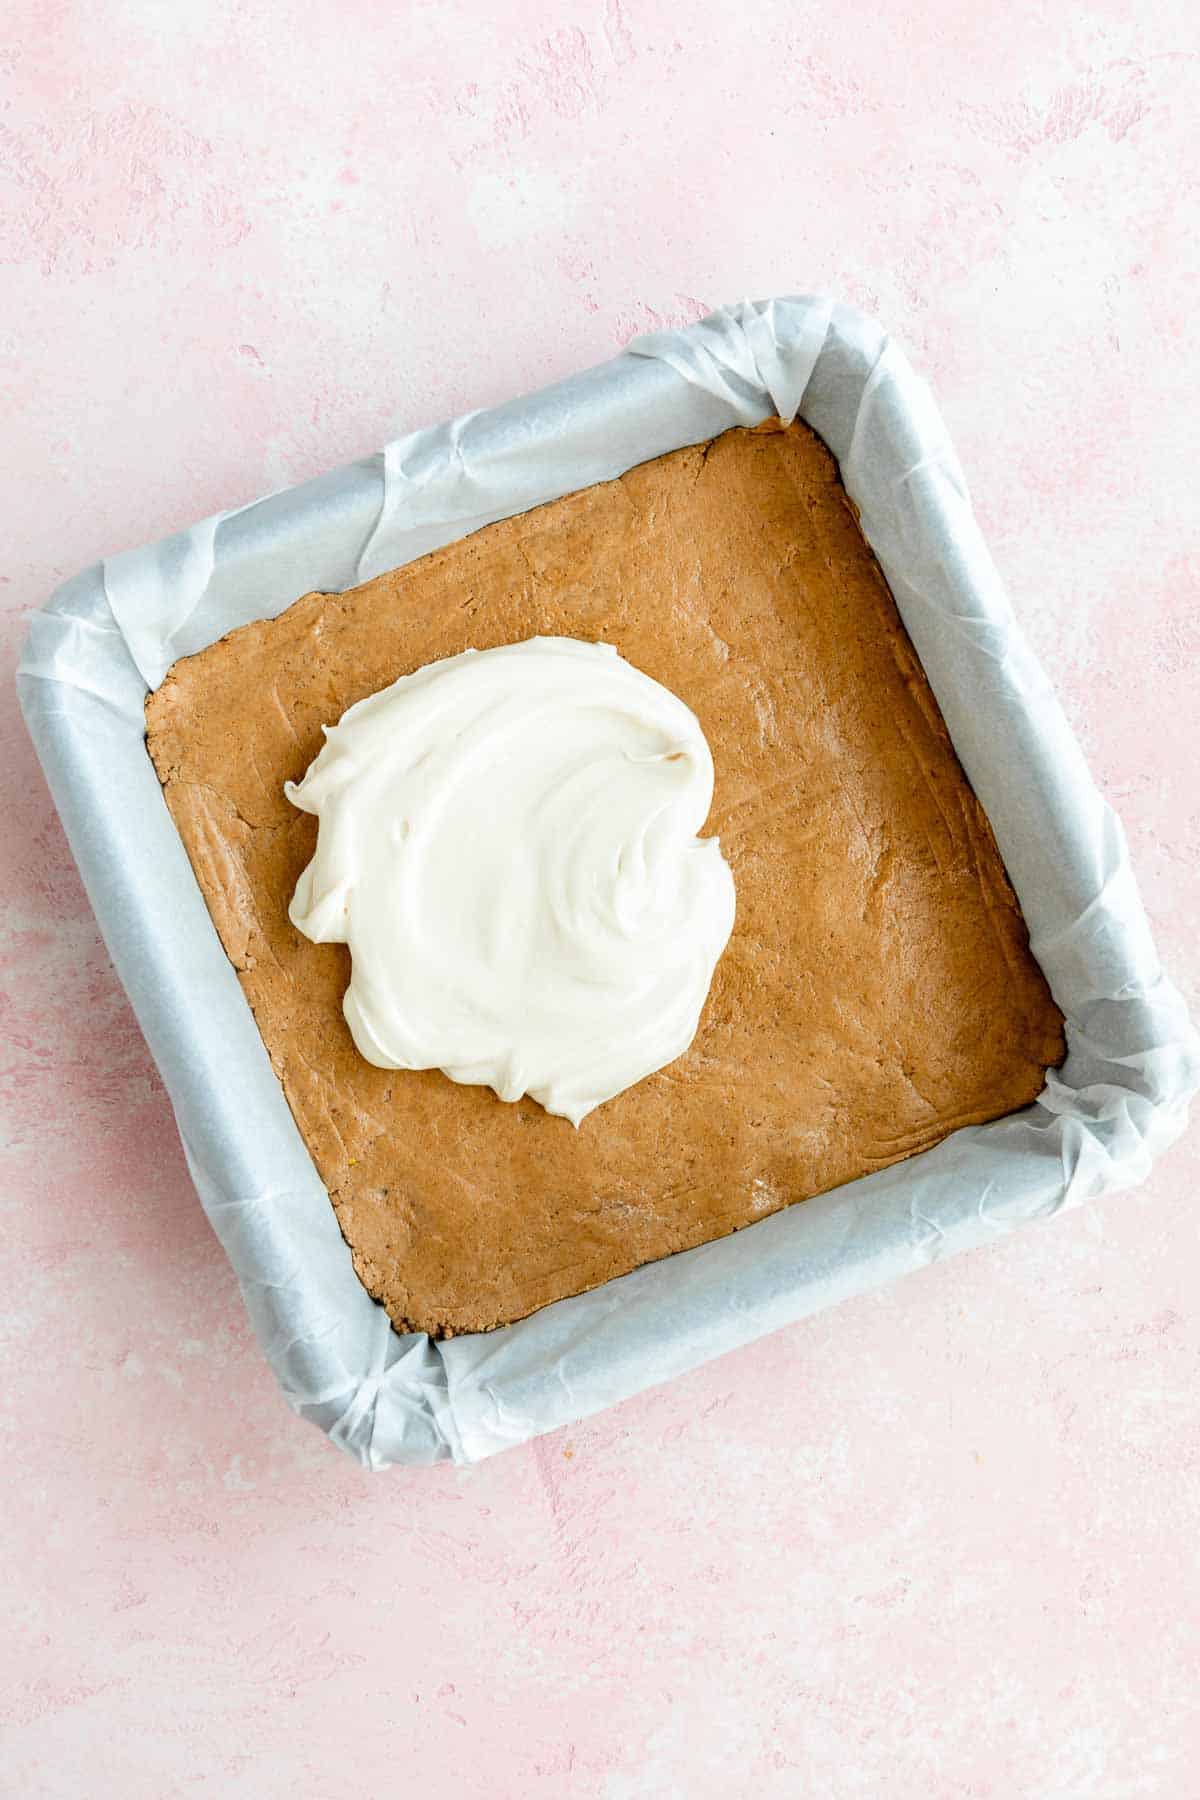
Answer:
xmin=285 ymin=636 xmax=736 ymax=1125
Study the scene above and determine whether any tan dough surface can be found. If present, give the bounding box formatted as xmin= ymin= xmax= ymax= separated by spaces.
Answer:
xmin=145 ymin=420 xmax=1066 ymax=1336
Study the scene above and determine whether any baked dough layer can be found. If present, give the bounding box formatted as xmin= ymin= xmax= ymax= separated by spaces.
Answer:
xmin=145 ymin=420 xmax=1065 ymax=1336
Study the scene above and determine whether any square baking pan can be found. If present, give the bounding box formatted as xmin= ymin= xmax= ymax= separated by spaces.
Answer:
xmin=19 ymin=297 xmax=1199 ymax=1467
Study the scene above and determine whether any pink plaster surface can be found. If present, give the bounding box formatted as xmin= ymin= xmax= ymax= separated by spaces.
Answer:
xmin=2 ymin=1 xmax=1198 ymax=1794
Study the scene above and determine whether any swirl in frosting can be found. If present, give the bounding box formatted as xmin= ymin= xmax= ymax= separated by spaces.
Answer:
xmin=285 ymin=636 xmax=736 ymax=1126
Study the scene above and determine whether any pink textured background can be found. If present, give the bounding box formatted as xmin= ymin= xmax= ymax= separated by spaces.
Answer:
xmin=3 ymin=2 xmax=1198 ymax=1794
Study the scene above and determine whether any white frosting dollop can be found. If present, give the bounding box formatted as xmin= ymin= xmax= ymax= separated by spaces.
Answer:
xmin=285 ymin=636 xmax=736 ymax=1126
